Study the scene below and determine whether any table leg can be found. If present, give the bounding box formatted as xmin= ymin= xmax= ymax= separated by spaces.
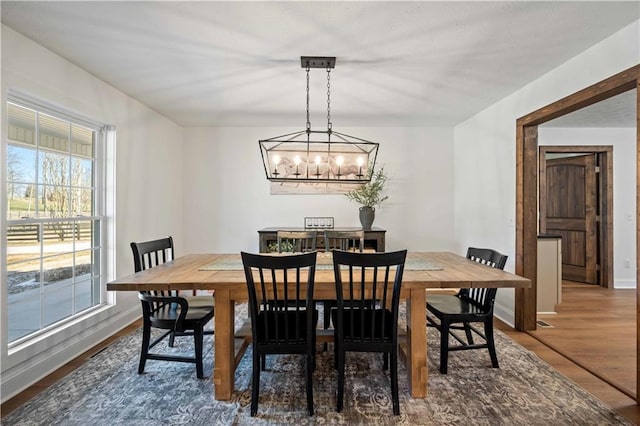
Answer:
xmin=406 ymin=288 xmax=427 ymax=397
xmin=213 ymin=289 xmax=235 ymax=400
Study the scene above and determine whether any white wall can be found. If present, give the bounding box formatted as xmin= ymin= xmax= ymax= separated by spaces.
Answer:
xmin=539 ymin=127 xmax=637 ymax=288
xmin=454 ymin=20 xmax=639 ymax=325
xmin=182 ymin=126 xmax=455 ymax=254
xmin=1 ymin=26 xmax=185 ymax=401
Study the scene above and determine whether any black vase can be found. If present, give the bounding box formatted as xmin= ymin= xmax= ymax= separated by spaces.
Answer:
xmin=359 ymin=206 xmax=375 ymax=230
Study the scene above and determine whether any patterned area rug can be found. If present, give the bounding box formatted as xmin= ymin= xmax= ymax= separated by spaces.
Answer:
xmin=3 ymin=304 xmax=631 ymax=425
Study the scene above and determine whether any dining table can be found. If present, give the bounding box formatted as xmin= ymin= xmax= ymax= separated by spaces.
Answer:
xmin=107 ymin=251 xmax=531 ymax=401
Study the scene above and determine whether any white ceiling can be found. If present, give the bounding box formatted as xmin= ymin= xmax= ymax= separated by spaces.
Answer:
xmin=540 ymin=89 xmax=637 ymax=128
xmin=2 ymin=1 xmax=638 ymax=128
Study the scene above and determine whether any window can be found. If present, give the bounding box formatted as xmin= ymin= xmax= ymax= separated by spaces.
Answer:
xmin=5 ymin=97 xmax=107 ymax=344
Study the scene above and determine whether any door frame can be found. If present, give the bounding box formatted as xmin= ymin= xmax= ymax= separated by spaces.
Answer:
xmin=514 ymin=64 xmax=639 ymax=400
xmin=539 ymin=146 xmax=613 ymax=288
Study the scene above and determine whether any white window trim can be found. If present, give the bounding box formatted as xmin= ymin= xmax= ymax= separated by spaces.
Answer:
xmin=4 ymin=90 xmax=115 ymax=347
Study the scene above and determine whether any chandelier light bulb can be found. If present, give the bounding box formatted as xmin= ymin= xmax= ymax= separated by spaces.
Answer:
xmin=272 ymin=154 xmax=281 ymax=176
xmin=336 ymin=155 xmax=344 ymax=179
xmin=294 ymin=155 xmax=301 ymax=177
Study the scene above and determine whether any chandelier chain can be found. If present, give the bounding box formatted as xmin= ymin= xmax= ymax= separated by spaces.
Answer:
xmin=306 ymin=66 xmax=311 ymax=131
xmin=326 ymin=67 xmax=332 ymax=130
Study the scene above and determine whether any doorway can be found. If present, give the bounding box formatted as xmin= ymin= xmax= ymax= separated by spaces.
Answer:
xmin=514 ymin=64 xmax=639 ymax=400
xmin=539 ymin=146 xmax=613 ymax=287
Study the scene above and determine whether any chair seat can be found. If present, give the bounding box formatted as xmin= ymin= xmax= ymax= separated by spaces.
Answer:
xmin=427 ymin=294 xmax=487 ymax=317
xmin=150 ymin=305 xmax=214 ymax=329
xmin=183 ymin=294 xmax=214 ymax=308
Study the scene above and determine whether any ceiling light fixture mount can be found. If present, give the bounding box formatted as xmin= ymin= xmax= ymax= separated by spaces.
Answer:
xmin=259 ymin=56 xmax=379 ymax=184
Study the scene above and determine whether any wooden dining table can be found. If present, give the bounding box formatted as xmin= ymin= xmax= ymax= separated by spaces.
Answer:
xmin=107 ymin=251 xmax=530 ymax=400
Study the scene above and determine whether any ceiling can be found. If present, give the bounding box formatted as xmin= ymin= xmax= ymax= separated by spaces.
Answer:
xmin=2 ymin=1 xmax=638 ymax=128
xmin=540 ymin=89 xmax=637 ymax=128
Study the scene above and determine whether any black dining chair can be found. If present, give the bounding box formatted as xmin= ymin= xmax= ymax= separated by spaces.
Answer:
xmin=320 ymin=230 xmax=366 ymax=347
xmin=276 ymin=230 xmax=318 ymax=253
xmin=323 ymin=230 xmax=365 ymax=253
xmin=331 ymin=249 xmax=407 ymax=415
xmin=241 ymin=251 xmax=318 ymax=417
xmin=131 ymin=236 xmax=215 ymax=344
xmin=131 ymin=237 xmax=215 ymax=378
xmin=131 ymin=236 xmax=214 ymax=307
xmin=426 ymin=247 xmax=507 ymax=374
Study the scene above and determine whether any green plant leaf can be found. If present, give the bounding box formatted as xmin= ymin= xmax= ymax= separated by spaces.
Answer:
xmin=344 ymin=166 xmax=389 ymax=208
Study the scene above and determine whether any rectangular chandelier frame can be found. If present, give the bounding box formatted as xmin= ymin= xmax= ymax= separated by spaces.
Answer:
xmin=259 ymin=129 xmax=379 ymax=183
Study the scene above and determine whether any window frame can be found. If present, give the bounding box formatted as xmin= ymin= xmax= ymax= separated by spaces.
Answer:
xmin=4 ymin=92 xmax=109 ymax=347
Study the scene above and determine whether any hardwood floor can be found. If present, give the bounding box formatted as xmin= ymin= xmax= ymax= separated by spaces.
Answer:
xmin=533 ymin=281 xmax=636 ymax=398
xmin=2 ymin=286 xmax=640 ymax=423
xmin=496 ymin=280 xmax=639 ymax=424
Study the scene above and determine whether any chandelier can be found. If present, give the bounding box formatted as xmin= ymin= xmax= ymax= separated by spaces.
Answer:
xmin=259 ymin=56 xmax=379 ymax=183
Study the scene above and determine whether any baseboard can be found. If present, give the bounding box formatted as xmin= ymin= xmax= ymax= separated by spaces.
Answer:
xmin=493 ymin=302 xmax=515 ymax=328
xmin=614 ymin=280 xmax=636 ymax=289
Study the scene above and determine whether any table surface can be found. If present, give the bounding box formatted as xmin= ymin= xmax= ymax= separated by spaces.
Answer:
xmin=108 ymin=251 xmax=530 ymax=291
xmin=107 ymin=251 xmax=530 ymax=400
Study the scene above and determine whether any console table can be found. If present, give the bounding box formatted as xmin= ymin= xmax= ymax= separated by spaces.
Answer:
xmin=258 ymin=227 xmax=386 ymax=252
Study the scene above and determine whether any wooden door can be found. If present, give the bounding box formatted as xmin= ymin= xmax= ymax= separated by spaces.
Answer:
xmin=540 ymin=154 xmax=599 ymax=284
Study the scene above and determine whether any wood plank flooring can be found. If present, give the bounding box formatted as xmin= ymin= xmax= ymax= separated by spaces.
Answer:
xmin=532 ymin=281 xmax=636 ymax=398
xmin=2 ymin=286 xmax=640 ymax=423
xmin=496 ymin=280 xmax=639 ymax=424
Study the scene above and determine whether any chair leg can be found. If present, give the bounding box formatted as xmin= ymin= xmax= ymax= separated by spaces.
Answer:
xmin=168 ymin=331 xmax=176 ymax=347
xmin=261 ymin=354 xmax=266 ymax=370
xmin=463 ymin=322 xmax=474 ymax=345
xmin=311 ymin=333 xmax=317 ymax=372
xmin=138 ymin=321 xmax=151 ymax=374
xmin=485 ymin=318 xmax=500 ymax=368
xmin=306 ymin=353 xmax=314 ymax=416
xmin=251 ymin=348 xmax=261 ymax=417
xmin=333 ymin=332 xmax=338 ymax=370
xmin=323 ymin=301 xmax=331 ymax=351
xmin=390 ymin=350 xmax=399 ymax=415
xmin=440 ymin=319 xmax=450 ymax=374
xmin=194 ymin=326 xmax=204 ymax=379
xmin=336 ymin=347 xmax=345 ymax=412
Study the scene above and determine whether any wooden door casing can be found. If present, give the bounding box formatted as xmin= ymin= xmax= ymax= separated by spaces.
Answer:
xmin=515 ymin=64 xmax=637 ymax=401
xmin=540 ymin=154 xmax=598 ymax=284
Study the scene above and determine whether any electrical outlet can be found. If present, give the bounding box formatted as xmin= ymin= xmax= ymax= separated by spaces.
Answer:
xmin=624 ymin=259 xmax=631 ymax=268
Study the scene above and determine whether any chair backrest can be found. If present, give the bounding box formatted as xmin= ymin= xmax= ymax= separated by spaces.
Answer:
xmin=130 ymin=236 xmax=174 ymax=272
xmin=461 ymin=247 xmax=508 ymax=311
xmin=241 ymin=251 xmax=317 ymax=345
xmin=324 ymin=230 xmax=365 ymax=252
xmin=276 ymin=230 xmax=317 ymax=253
xmin=466 ymin=247 xmax=508 ymax=270
xmin=332 ymin=250 xmax=407 ymax=344
xmin=131 ymin=236 xmax=176 ymax=300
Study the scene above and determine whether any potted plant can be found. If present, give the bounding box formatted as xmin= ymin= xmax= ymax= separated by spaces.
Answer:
xmin=345 ymin=166 xmax=388 ymax=230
